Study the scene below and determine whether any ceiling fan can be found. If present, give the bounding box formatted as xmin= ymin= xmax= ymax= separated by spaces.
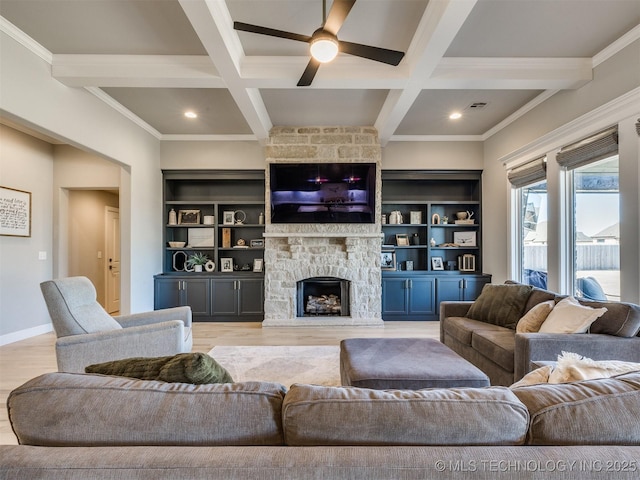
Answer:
xmin=233 ymin=0 xmax=405 ymax=86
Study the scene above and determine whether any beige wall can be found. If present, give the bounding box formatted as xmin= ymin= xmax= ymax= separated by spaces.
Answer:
xmin=482 ymin=39 xmax=640 ymax=296
xmin=0 ymin=125 xmax=54 ymax=339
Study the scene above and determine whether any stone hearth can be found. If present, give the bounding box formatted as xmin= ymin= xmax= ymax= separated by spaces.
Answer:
xmin=262 ymin=127 xmax=383 ymax=327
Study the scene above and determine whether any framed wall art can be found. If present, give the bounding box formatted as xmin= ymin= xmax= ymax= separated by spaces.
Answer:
xmin=0 ymin=186 xmax=31 ymax=237
xmin=453 ymin=231 xmax=476 ymax=246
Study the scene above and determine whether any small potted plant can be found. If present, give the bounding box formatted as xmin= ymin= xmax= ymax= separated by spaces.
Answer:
xmin=186 ymin=252 xmax=209 ymax=272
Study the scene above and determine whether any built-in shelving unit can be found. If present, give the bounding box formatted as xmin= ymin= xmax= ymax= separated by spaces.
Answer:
xmin=155 ymin=170 xmax=265 ymax=322
xmin=380 ymin=171 xmax=491 ymax=320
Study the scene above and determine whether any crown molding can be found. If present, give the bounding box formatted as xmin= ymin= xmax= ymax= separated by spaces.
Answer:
xmin=501 ymin=86 xmax=640 ymax=169
xmin=0 ymin=17 xmax=52 ymax=63
xmin=161 ymin=134 xmax=257 ymax=141
xmin=85 ymin=87 xmax=162 ymax=140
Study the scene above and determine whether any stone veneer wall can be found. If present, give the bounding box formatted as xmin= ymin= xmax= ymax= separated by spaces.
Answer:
xmin=262 ymin=126 xmax=383 ymax=327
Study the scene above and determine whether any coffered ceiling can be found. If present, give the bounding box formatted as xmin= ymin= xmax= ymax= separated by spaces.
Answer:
xmin=1 ymin=0 xmax=639 ymax=145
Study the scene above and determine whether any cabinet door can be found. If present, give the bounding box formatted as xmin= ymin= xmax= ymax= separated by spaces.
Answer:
xmin=382 ymin=277 xmax=409 ymax=316
xmin=436 ymin=277 xmax=465 ymax=303
xmin=210 ymin=278 xmax=238 ymax=316
xmin=407 ymin=277 xmax=436 ymax=316
xmin=461 ymin=276 xmax=490 ymax=301
xmin=183 ymin=278 xmax=211 ymax=316
xmin=154 ymin=278 xmax=183 ymax=310
xmin=237 ymin=278 xmax=264 ymax=316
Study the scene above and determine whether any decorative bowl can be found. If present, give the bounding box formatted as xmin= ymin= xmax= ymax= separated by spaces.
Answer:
xmin=168 ymin=241 xmax=186 ymax=248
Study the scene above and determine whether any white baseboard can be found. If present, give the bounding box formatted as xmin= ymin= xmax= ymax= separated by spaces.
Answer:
xmin=0 ymin=323 xmax=53 ymax=346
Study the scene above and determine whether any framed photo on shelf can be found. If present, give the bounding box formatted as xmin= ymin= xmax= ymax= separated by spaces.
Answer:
xmin=395 ymin=234 xmax=410 ymax=246
xmin=381 ymin=251 xmax=396 ymax=270
xmin=0 ymin=186 xmax=31 ymax=237
xmin=222 ymin=211 xmax=235 ymax=225
xmin=453 ymin=231 xmax=476 ymax=246
xmin=250 ymin=239 xmax=264 ymax=248
xmin=220 ymin=257 xmax=233 ymax=272
xmin=178 ymin=209 xmax=200 ymax=225
xmin=431 ymin=256 xmax=444 ymax=271
xmin=253 ymin=258 xmax=264 ymax=272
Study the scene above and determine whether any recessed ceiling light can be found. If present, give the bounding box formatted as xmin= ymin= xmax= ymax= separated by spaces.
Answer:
xmin=184 ymin=111 xmax=197 ymax=119
xmin=449 ymin=112 xmax=462 ymax=120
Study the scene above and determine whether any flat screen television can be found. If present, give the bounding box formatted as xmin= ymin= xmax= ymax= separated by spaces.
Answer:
xmin=270 ymin=163 xmax=376 ymax=224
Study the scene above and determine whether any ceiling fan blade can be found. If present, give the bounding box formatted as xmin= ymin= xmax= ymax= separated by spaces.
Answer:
xmin=297 ymin=58 xmax=321 ymax=86
xmin=339 ymin=40 xmax=405 ymax=66
xmin=233 ymin=22 xmax=311 ymax=43
xmin=323 ymin=0 xmax=356 ymax=35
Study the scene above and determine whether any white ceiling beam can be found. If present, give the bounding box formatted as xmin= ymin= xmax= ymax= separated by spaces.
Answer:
xmin=375 ymin=0 xmax=478 ymax=145
xmin=52 ymin=55 xmax=225 ymax=88
xmin=428 ymin=57 xmax=592 ymax=90
xmin=50 ymin=53 xmax=593 ymax=91
xmin=179 ymin=0 xmax=272 ymax=144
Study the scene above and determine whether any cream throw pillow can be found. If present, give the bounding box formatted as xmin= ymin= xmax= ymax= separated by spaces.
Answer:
xmin=538 ymin=296 xmax=607 ymax=333
xmin=516 ymin=300 xmax=555 ymax=333
xmin=510 ymin=351 xmax=640 ymax=388
xmin=548 ymin=351 xmax=640 ymax=383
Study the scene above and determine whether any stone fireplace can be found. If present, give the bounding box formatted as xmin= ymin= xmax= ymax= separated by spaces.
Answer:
xmin=262 ymin=126 xmax=383 ymax=327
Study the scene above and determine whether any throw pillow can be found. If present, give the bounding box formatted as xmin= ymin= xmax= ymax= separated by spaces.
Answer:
xmin=466 ymin=284 xmax=533 ymax=329
xmin=538 ymin=296 xmax=607 ymax=334
xmin=510 ymin=365 xmax=554 ymax=388
xmin=516 ymin=300 xmax=555 ymax=333
xmin=547 ymin=351 xmax=640 ymax=383
xmin=86 ymin=352 xmax=234 ymax=384
xmin=509 ymin=352 xmax=640 ymax=388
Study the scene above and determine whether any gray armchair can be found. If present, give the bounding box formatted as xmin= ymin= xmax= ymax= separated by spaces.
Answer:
xmin=40 ymin=276 xmax=192 ymax=372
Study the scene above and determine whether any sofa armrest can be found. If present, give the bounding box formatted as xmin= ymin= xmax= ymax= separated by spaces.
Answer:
xmin=514 ymin=333 xmax=640 ymax=381
xmin=115 ymin=306 xmax=192 ymax=328
xmin=55 ymin=320 xmax=186 ymax=373
xmin=439 ymin=302 xmax=474 ymax=342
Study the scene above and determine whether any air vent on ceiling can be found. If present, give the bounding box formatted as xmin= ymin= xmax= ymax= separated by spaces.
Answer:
xmin=467 ymin=102 xmax=488 ymax=110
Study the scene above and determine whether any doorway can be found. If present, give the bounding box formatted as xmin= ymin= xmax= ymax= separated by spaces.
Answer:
xmin=67 ymin=190 xmax=119 ymax=310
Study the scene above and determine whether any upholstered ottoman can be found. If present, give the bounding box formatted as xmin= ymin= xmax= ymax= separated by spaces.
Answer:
xmin=340 ymin=338 xmax=490 ymax=389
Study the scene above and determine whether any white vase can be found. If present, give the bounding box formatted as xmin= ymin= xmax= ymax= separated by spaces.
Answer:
xmin=194 ymin=265 xmax=203 ymax=272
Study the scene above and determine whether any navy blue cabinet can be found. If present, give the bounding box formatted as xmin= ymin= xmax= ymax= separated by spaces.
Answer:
xmin=382 ymin=274 xmax=436 ymax=321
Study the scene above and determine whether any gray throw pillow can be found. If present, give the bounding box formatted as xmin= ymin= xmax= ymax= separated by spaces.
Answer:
xmin=86 ymin=352 xmax=233 ymax=384
xmin=467 ymin=284 xmax=533 ymax=329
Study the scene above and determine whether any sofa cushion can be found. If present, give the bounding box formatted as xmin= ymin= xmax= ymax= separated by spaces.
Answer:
xmin=282 ymin=384 xmax=528 ymax=446
xmin=516 ymin=300 xmax=555 ymax=333
xmin=471 ymin=330 xmax=515 ymax=373
xmin=8 ymin=373 xmax=286 ymax=447
xmin=442 ymin=316 xmax=502 ymax=346
xmin=467 ymin=284 xmax=533 ymax=329
xmin=522 ymin=287 xmax=556 ymax=314
xmin=538 ymin=297 xmax=607 ymax=334
xmin=85 ymin=352 xmax=233 ymax=384
xmin=511 ymin=371 xmax=640 ymax=445
xmin=583 ymin=300 xmax=640 ymax=337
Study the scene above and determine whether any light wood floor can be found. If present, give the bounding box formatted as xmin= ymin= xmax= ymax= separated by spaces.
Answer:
xmin=0 ymin=321 xmax=439 ymax=445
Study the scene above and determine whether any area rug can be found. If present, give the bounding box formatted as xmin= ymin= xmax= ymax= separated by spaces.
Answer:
xmin=208 ymin=345 xmax=341 ymax=387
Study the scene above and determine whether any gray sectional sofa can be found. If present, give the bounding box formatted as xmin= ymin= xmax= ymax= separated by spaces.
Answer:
xmin=440 ymin=284 xmax=640 ymax=386
xmin=2 ymin=371 xmax=640 ymax=479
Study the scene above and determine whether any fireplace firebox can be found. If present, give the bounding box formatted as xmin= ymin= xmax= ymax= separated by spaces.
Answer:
xmin=296 ymin=277 xmax=350 ymax=317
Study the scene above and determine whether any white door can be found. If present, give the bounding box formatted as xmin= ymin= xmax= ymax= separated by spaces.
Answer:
xmin=105 ymin=206 xmax=120 ymax=314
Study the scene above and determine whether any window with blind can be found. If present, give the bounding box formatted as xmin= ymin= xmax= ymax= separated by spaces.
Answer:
xmin=509 ymin=157 xmax=547 ymax=288
xmin=559 ymin=127 xmax=620 ymax=301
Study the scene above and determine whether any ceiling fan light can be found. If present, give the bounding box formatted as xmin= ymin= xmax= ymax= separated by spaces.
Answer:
xmin=310 ymin=36 xmax=339 ymax=63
